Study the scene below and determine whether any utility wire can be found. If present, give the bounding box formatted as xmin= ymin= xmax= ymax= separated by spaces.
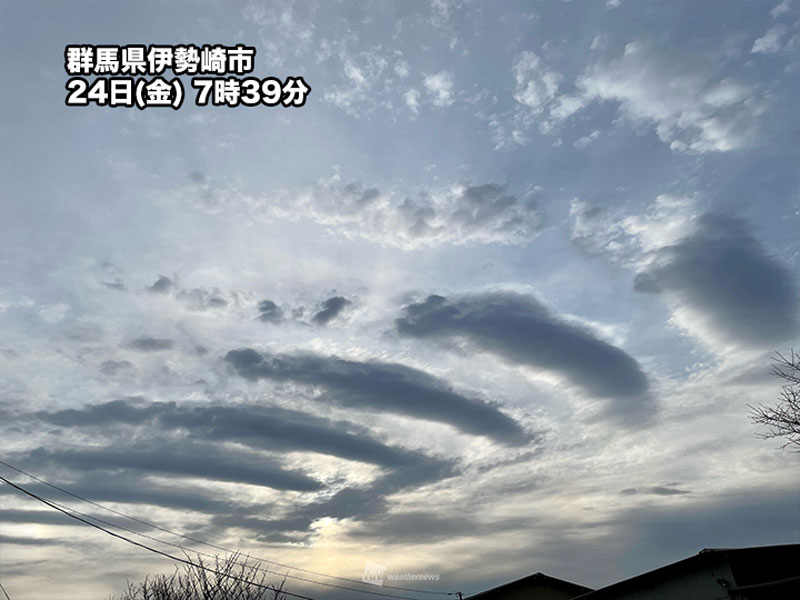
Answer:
xmin=0 ymin=582 xmax=11 ymax=600
xmin=0 ymin=460 xmax=459 ymax=597
xmin=12 ymin=488 xmax=427 ymax=600
xmin=0 ymin=459 xmax=453 ymax=596
xmin=0 ymin=475 xmax=318 ymax=600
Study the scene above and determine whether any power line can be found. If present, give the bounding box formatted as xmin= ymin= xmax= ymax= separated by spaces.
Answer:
xmin=0 ymin=582 xmax=11 ymax=600
xmin=0 ymin=458 xmax=454 ymax=596
xmin=0 ymin=461 xmax=459 ymax=597
xmin=11 ymin=488 xmax=427 ymax=600
xmin=1 ymin=474 xmax=318 ymax=600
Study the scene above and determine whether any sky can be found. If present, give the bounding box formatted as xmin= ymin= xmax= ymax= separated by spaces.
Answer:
xmin=1 ymin=0 xmax=799 ymax=599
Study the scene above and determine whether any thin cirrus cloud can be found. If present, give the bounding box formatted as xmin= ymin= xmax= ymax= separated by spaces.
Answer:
xmin=396 ymin=292 xmax=655 ymax=423
xmin=633 ymin=213 xmax=800 ymax=347
xmin=225 ymin=348 xmax=531 ymax=445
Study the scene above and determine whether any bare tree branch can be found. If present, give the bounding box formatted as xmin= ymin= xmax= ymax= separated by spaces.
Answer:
xmin=749 ymin=349 xmax=800 ymax=450
xmin=111 ymin=552 xmax=286 ymax=600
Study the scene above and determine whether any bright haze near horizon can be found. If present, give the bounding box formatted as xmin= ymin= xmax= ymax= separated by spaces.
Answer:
xmin=1 ymin=1 xmax=799 ymax=599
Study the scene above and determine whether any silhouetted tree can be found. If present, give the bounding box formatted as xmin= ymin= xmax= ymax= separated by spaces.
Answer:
xmin=750 ymin=350 xmax=800 ymax=449
xmin=111 ymin=553 xmax=287 ymax=600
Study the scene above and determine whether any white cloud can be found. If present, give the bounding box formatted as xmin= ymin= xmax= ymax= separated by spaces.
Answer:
xmin=487 ymin=114 xmax=518 ymax=150
xmin=272 ymin=177 xmax=544 ymax=249
xmin=570 ymin=196 xmax=800 ymax=353
xmin=573 ymin=130 xmax=600 ymax=148
xmin=771 ymin=0 xmax=791 ymax=18
xmin=423 ymin=71 xmax=455 ymax=107
xmin=574 ymin=42 xmax=759 ymax=152
xmin=606 ymin=0 xmax=621 ymax=9
xmin=404 ymin=88 xmax=421 ymax=115
xmin=344 ymin=61 xmax=367 ymax=86
xmin=619 ymin=195 xmax=698 ymax=253
xmin=395 ymin=60 xmax=410 ymax=78
xmin=751 ymin=24 xmax=787 ymax=54
xmin=569 ymin=195 xmax=698 ymax=263
xmin=549 ymin=94 xmax=587 ymax=121
xmin=39 ymin=303 xmax=69 ymax=324
xmin=170 ymin=174 xmax=544 ymax=249
xmin=701 ymin=78 xmax=750 ymax=107
xmin=502 ymin=41 xmax=763 ymax=153
xmin=512 ymin=51 xmax=562 ymax=112
xmin=241 ymin=1 xmax=315 ymax=67
xmin=591 ymin=33 xmax=610 ymax=51
xmin=569 ymin=199 xmax=630 ymax=259
xmin=430 ymin=0 xmax=453 ymax=27
xmin=322 ymin=50 xmax=391 ymax=116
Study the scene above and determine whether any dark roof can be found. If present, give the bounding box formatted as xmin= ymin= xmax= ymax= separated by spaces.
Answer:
xmin=467 ymin=571 xmax=594 ymax=599
xmin=572 ymin=543 xmax=800 ymax=599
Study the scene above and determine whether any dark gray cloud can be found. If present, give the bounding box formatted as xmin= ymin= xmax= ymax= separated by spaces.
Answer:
xmin=449 ymin=183 xmax=537 ymax=237
xmin=0 ymin=473 xmax=269 ymax=516
xmin=98 ymin=360 xmax=133 ymax=375
xmin=343 ymin=182 xmax=381 ymax=207
xmin=0 ymin=534 xmax=71 ymax=546
xmin=125 ymin=337 xmax=175 ymax=352
xmin=346 ymin=512 xmax=533 ymax=544
xmin=65 ymin=322 xmax=105 ymax=343
xmin=29 ymin=397 xmax=463 ymax=539
xmin=621 ymin=485 xmax=691 ymax=496
xmin=598 ymin=487 xmax=800 ymax=588
xmin=257 ymin=300 xmax=284 ymax=323
xmin=634 ymin=214 xmax=800 ymax=346
xmin=101 ymin=281 xmax=125 ymax=291
xmin=147 ymin=273 xmax=227 ymax=310
xmin=211 ymin=457 xmax=459 ymax=542
xmin=0 ymin=509 xmax=79 ymax=526
xmin=453 ymin=487 xmax=800 ymax=596
xmin=35 ymin=399 xmax=434 ymax=469
xmin=176 ymin=288 xmax=227 ymax=310
xmin=396 ymin=293 xmax=654 ymax=423
xmin=34 ymin=397 xmax=152 ymax=427
xmin=0 ymin=508 xmax=153 ymax=535
xmin=649 ymin=486 xmax=690 ymax=495
xmin=148 ymin=275 xmax=174 ymax=293
xmin=225 ymin=348 xmax=530 ymax=445
xmin=312 ymin=296 xmax=351 ymax=325
xmin=20 ymin=443 xmax=322 ymax=492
